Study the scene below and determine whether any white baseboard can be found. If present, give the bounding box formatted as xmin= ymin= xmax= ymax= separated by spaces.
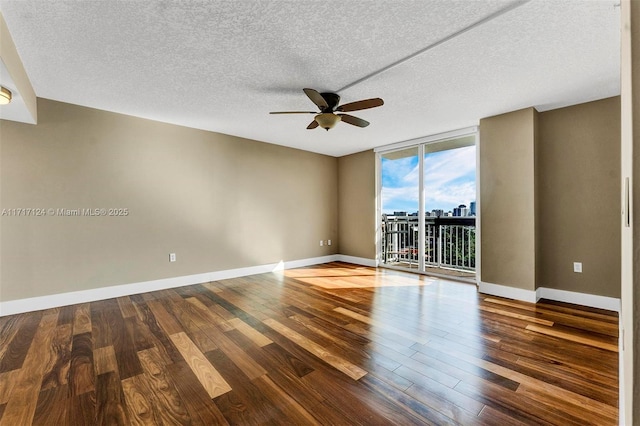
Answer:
xmin=536 ymin=287 xmax=620 ymax=312
xmin=479 ymin=281 xmax=538 ymax=303
xmin=0 ymin=255 xmax=339 ymax=317
xmin=335 ymin=255 xmax=378 ymax=267
xmin=479 ymin=281 xmax=621 ymax=313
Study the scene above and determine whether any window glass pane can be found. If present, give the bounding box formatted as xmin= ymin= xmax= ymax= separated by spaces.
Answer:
xmin=424 ymin=142 xmax=476 ymax=273
xmin=380 ymin=146 xmax=419 ymax=269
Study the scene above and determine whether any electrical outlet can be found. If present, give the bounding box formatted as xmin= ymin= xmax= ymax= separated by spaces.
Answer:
xmin=573 ymin=262 xmax=582 ymax=273
xmin=327 ymin=239 xmax=332 ymax=246
xmin=319 ymin=240 xmax=323 ymax=246
xmin=170 ymin=253 xmax=176 ymax=262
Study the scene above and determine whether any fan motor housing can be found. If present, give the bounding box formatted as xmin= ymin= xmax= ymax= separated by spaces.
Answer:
xmin=320 ymin=93 xmax=340 ymax=112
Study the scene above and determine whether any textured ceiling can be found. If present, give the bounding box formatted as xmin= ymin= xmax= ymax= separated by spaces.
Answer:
xmin=0 ymin=0 xmax=620 ymax=157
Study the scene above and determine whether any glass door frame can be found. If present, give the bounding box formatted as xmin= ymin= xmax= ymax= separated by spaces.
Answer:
xmin=375 ymin=126 xmax=479 ymax=280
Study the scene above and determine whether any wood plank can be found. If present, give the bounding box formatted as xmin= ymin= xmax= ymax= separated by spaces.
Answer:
xmin=251 ymin=375 xmax=321 ymax=425
xmin=169 ymin=332 xmax=232 ymax=398
xmin=93 ymin=346 xmax=118 ymax=376
xmin=117 ymin=297 xmax=137 ymax=319
xmin=0 ymin=370 xmax=20 ymax=405
xmin=186 ymin=297 xmax=234 ymax=331
xmin=121 ymin=374 xmax=162 ymax=425
xmin=102 ymin=301 xmax=143 ymax=380
xmin=410 ymin=346 xmax=520 ymax=392
xmin=399 ymin=366 xmax=487 ymax=424
xmin=263 ymin=318 xmax=367 ymax=380
xmin=0 ymin=312 xmax=42 ymax=373
xmin=166 ymin=360 xmax=230 ymax=425
xmin=202 ymin=281 xmax=223 ymax=293
xmin=124 ymin=317 xmax=154 ymax=352
xmin=205 ymin=349 xmax=288 ymax=425
xmin=137 ymin=348 xmax=191 ymax=424
xmin=525 ymin=324 xmax=619 ymax=352
xmin=1 ymin=312 xmax=59 ymax=426
xmin=425 ymin=337 xmax=618 ymax=421
xmin=189 ymin=328 xmax=219 ymax=353
xmin=0 ymin=315 xmax=22 ymax=368
xmin=57 ymin=305 xmax=75 ymax=326
xmin=485 ymin=297 xmax=619 ymax=336
xmin=514 ymin=356 xmax=618 ymax=405
xmin=40 ymin=324 xmax=73 ymax=391
xmin=516 ymin=383 xmax=617 ymax=425
xmin=455 ymin=379 xmax=585 ymax=425
xmin=95 ymin=371 xmax=128 ymax=425
xmin=90 ymin=301 xmax=112 ymax=349
xmin=68 ymin=332 xmax=95 ymax=397
xmin=228 ymin=317 xmax=273 ymax=347
xmin=32 ymin=384 xmax=70 ymax=426
xmin=146 ymin=300 xmax=183 ymax=335
xmin=67 ymin=391 xmax=96 ymax=426
xmin=477 ymin=404 xmax=531 ymax=426
xmin=72 ymin=303 xmax=92 ymax=335
xmin=536 ymin=299 xmax=618 ymax=322
xmin=132 ymin=300 xmax=184 ymax=365
xmin=359 ymin=373 xmax=468 ymax=425
xmin=479 ymin=305 xmax=555 ymax=326
xmin=198 ymin=325 xmax=267 ymax=380
xmin=334 ymin=306 xmax=430 ymax=345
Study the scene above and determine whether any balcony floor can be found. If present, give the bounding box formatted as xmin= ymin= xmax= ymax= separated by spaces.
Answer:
xmin=382 ymin=261 xmax=476 ymax=282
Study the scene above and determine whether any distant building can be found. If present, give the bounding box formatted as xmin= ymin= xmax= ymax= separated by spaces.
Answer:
xmin=432 ymin=209 xmax=444 ymax=217
xmin=453 ymin=204 xmax=467 ymax=217
xmin=393 ymin=211 xmax=407 ymax=216
xmin=469 ymin=201 xmax=476 ymax=216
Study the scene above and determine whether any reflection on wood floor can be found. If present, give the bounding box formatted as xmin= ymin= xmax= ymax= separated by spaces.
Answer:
xmin=0 ymin=262 xmax=618 ymax=425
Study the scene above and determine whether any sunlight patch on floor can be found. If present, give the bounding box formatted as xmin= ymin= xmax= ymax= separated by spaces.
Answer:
xmin=284 ymin=265 xmax=440 ymax=289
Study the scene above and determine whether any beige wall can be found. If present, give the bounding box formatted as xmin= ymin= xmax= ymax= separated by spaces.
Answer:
xmin=480 ymin=108 xmax=538 ymax=291
xmin=1 ymin=99 xmax=338 ymax=301
xmin=337 ymin=150 xmax=376 ymax=259
xmin=480 ymin=100 xmax=621 ymax=298
xmin=538 ymin=97 xmax=620 ymax=298
xmin=0 ymin=96 xmax=623 ymax=305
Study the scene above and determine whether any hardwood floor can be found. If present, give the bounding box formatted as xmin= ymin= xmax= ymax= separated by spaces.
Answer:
xmin=0 ymin=262 xmax=618 ymax=425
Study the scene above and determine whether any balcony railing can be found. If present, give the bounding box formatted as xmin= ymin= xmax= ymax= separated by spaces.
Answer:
xmin=381 ymin=215 xmax=476 ymax=272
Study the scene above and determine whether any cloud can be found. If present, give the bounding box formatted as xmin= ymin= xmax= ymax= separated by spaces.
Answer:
xmin=381 ymin=156 xmax=419 ymax=187
xmin=381 ymin=186 xmax=419 ymax=211
xmin=382 ymin=145 xmax=476 ymax=213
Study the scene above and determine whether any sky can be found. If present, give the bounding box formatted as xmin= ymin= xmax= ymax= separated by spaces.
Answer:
xmin=381 ymin=145 xmax=476 ymax=214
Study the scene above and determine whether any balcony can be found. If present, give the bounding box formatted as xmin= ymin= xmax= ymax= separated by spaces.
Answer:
xmin=381 ymin=214 xmax=476 ymax=279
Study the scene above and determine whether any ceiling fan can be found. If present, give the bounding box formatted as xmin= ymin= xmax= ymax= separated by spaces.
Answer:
xmin=270 ymin=88 xmax=384 ymax=131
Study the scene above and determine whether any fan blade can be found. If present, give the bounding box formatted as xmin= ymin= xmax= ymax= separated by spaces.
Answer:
xmin=338 ymin=114 xmax=370 ymax=128
xmin=307 ymin=120 xmax=319 ymax=129
xmin=336 ymin=98 xmax=384 ymax=112
xmin=270 ymin=111 xmax=316 ymax=114
xmin=303 ymin=88 xmax=329 ymax=110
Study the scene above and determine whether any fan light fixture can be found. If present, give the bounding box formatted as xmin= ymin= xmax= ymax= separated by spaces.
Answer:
xmin=315 ymin=113 xmax=341 ymax=130
xmin=0 ymin=86 xmax=12 ymax=105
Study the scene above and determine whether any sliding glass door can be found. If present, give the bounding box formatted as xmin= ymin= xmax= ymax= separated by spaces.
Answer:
xmin=379 ymin=131 xmax=477 ymax=279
